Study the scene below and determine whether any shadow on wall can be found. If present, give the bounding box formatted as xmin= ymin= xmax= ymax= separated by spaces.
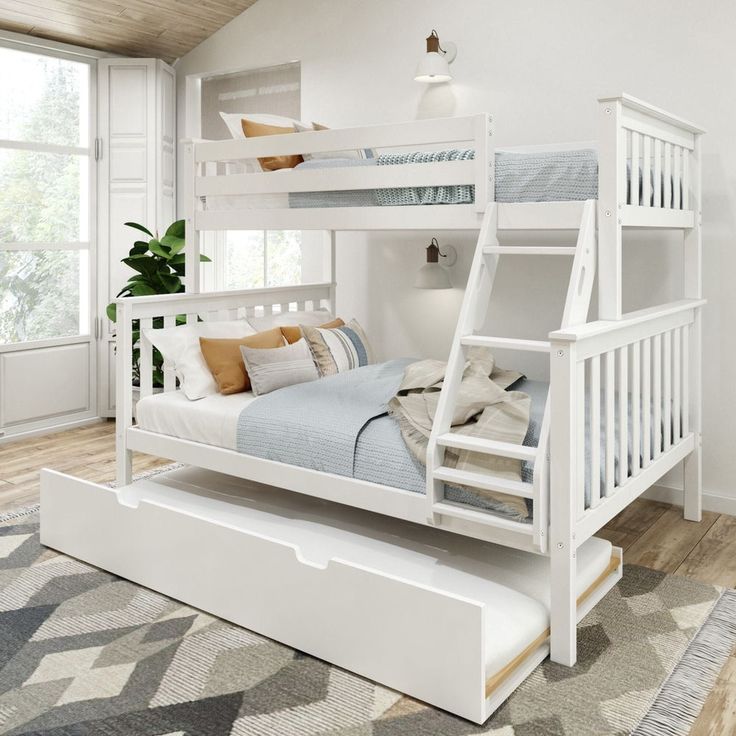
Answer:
xmin=416 ymin=82 xmax=458 ymax=119
xmin=354 ymin=232 xmax=474 ymax=362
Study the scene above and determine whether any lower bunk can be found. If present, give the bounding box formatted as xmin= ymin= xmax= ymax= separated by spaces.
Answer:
xmin=40 ymin=465 xmax=621 ymax=724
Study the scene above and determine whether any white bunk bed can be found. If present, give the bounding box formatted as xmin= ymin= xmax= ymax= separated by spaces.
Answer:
xmin=41 ymin=94 xmax=705 ymax=724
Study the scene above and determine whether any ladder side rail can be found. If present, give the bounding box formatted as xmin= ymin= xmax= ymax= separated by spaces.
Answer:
xmin=426 ymin=205 xmax=498 ymax=522
xmin=546 ymin=199 xmax=597 ymax=664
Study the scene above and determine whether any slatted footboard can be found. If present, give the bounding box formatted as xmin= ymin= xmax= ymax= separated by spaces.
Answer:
xmin=549 ymin=298 xmax=705 ymax=543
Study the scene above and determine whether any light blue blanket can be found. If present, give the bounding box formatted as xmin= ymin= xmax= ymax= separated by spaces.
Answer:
xmin=236 ymin=360 xmax=536 ymax=522
xmin=236 ymin=359 xmax=414 ymax=476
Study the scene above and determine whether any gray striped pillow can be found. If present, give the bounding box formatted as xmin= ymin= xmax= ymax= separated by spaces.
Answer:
xmin=240 ymin=338 xmax=319 ymax=396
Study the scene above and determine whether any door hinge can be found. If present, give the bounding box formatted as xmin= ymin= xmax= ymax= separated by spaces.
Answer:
xmin=94 ymin=316 xmax=100 ymax=340
xmin=94 ymin=138 xmax=102 ymax=161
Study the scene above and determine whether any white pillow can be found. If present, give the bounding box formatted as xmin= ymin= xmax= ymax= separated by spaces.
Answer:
xmin=219 ymin=112 xmax=305 ymax=140
xmin=218 ymin=113 xmax=308 ymax=173
xmin=144 ymin=320 xmax=256 ymax=400
xmin=247 ymin=308 xmax=333 ymax=332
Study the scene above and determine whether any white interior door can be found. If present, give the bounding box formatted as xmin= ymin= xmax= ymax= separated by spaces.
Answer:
xmin=0 ymin=41 xmax=97 ymax=440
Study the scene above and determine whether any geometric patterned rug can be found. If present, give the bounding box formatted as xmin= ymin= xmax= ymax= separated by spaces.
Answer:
xmin=1 ymin=506 xmax=735 ymax=736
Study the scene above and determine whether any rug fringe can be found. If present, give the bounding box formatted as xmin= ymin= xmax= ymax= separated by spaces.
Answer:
xmin=0 ymin=504 xmax=40 ymax=522
xmin=632 ymin=588 xmax=736 ymax=736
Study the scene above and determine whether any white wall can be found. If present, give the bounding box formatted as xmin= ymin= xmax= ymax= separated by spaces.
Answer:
xmin=175 ymin=0 xmax=736 ymax=509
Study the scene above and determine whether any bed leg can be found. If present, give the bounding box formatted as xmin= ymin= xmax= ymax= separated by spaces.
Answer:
xmin=683 ymin=441 xmax=702 ymax=522
xmin=116 ymin=445 xmax=132 ymax=488
xmin=550 ymin=541 xmax=577 ymax=666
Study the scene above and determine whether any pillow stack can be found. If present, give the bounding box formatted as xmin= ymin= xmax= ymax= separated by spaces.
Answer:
xmin=144 ymin=308 xmax=374 ymax=400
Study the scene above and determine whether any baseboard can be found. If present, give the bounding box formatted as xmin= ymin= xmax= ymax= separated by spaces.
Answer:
xmin=644 ymin=484 xmax=736 ymax=516
xmin=0 ymin=417 xmax=107 ymax=445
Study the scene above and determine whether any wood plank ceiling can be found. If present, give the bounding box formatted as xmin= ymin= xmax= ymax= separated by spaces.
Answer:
xmin=0 ymin=0 xmax=259 ymax=63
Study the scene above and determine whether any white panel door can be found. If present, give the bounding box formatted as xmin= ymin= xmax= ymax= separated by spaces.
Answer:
xmin=97 ymin=59 xmax=175 ymax=417
xmin=0 ymin=42 xmax=97 ymax=440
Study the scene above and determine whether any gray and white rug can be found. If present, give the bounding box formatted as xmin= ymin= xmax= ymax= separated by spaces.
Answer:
xmin=0 ymin=506 xmax=734 ymax=736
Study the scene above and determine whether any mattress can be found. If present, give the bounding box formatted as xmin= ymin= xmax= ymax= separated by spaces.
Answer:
xmin=136 ymin=375 xmax=548 ymax=523
xmin=203 ymin=147 xmax=600 ymax=211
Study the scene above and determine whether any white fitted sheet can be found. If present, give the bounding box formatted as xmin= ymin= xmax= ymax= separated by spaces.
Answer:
xmin=135 ymin=390 xmax=257 ymax=450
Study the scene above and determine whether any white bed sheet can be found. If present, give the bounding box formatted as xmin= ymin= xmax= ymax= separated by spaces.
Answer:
xmin=135 ymin=390 xmax=257 ymax=450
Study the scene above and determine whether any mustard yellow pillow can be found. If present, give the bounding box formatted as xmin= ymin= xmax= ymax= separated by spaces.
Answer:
xmin=199 ymin=328 xmax=285 ymax=394
xmin=281 ymin=318 xmax=345 ymax=345
xmin=241 ymin=118 xmax=303 ymax=171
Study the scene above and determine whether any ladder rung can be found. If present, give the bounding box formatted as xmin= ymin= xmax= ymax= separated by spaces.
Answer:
xmin=436 ymin=433 xmax=537 ymax=462
xmin=431 ymin=500 xmax=534 ymax=533
xmin=433 ymin=467 xmax=534 ymax=499
xmin=461 ymin=335 xmax=551 ymax=352
xmin=483 ymin=246 xmax=577 ymax=256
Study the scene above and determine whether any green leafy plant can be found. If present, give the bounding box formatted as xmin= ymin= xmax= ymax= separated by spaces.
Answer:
xmin=107 ymin=220 xmax=211 ymax=388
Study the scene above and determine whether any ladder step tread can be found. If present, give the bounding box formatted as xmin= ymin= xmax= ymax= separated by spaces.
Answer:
xmin=436 ymin=433 xmax=537 ymax=462
xmin=461 ymin=335 xmax=551 ymax=352
xmin=483 ymin=246 xmax=577 ymax=255
xmin=431 ymin=500 xmax=535 ymax=533
xmin=433 ymin=467 xmax=534 ymax=499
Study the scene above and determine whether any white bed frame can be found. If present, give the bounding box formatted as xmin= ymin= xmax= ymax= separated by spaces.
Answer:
xmin=41 ymin=94 xmax=705 ymax=722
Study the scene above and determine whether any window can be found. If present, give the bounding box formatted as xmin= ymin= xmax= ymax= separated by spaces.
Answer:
xmin=224 ymin=230 xmax=302 ymax=289
xmin=0 ymin=45 xmax=91 ymax=345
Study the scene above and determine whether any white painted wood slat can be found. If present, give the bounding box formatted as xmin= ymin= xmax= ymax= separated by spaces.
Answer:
xmin=163 ymin=314 xmax=176 ymax=392
xmin=642 ymin=135 xmax=652 ymax=207
xmin=589 ymin=355 xmax=601 ymax=508
xmin=673 ymin=328 xmax=681 ymax=442
xmin=663 ymin=330 xmax=672 ymax=450
xmin=631 ymin=341 xmax=641 ymax=476
xmin=630 ymin=131 xmax=640 ymax=206
xmin=605 ymin=351 xmax=615 ymax=497
xmin=653 ymin=139 xmax=662 ymax=207
xmin=653 ymin=334 xmax=662 ymax=458
xmin=139 ymin=316 xmax=153 ymax=399
xmin=642 ymin=337 xmax=652 ymax=467
xmin=618 ymin=345 xmax=629 ymax=485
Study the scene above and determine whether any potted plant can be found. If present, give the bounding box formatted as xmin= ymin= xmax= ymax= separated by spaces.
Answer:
xmin=107 ymin=219 xmax=211 ymax=388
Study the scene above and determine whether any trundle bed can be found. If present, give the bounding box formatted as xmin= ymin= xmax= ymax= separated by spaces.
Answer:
xmin=40 ymin=94 xmax=705 ymax=723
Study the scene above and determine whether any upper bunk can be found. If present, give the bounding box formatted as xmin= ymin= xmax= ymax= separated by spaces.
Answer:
xmin=183 ymin=93 xmax=705 ymax=233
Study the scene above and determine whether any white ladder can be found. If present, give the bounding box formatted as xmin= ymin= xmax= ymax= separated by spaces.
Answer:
xmin=425 ymin=200 xmax=597 ymax=551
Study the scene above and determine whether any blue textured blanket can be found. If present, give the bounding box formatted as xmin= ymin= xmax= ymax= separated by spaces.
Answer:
xmin=236 ymin=359 xmax=414 ymax=476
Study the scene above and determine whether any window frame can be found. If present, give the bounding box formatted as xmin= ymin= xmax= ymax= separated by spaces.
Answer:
xmin=0 ymin=31 xmax=101 ymax=348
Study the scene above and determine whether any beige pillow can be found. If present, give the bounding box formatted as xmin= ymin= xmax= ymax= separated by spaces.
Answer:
xmin=240 ymin=338 xmax=319 ymax=396
xmin=302 ymin=319 xmax=374 ymax=377
xmin=281 ymin=318 xmax=344 ymax=345
xmin=241 ymin=118 xmax=303 ymax=171
xmin=199 ymin=328 xmax=285 ymax=394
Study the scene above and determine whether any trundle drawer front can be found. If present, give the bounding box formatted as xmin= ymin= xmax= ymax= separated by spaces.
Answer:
xmin=40 ymin=470 xmax=487 ymax=722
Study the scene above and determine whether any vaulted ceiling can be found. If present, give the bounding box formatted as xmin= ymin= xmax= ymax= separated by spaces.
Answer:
xmin=0 ymin=0 xmax=259 ymax=63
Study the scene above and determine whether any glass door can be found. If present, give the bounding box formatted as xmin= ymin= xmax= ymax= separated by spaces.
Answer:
xmin=0 ymin=42 xmax=96 ymax=438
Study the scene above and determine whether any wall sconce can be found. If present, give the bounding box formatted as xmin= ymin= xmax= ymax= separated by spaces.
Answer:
xmin=414 ymin=237 xmax=457 ymax=289
xmin=414 ymin=30 xmax=457 ymax=83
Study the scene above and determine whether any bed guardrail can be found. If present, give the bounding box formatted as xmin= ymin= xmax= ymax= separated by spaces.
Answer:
xmin=549 ymin=297 xmax=705 ymax=542
xmin=115 ymin=282 xmax=335 ymax=484
xmin=181 ymin=113 xmax=493 ymax=244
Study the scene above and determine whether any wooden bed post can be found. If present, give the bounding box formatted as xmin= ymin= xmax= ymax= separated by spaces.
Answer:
xmin=115 ymin=299 xmax=134 ymax=487
xmin=549 ymin=338 xmax=578 ymax=666
xmin=182 ymin=139 xmax=201 ymax=294
xmin=597 ymin=98 xmax=625 ymax=320
xmin=683 ymin=136 xmax=703 ymax=522
xmin=329 ymin=230 xmax=337 ymax=314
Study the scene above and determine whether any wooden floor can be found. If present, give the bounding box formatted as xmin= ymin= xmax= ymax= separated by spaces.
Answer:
xmin=1 ymin=420 xmax=734 ymax=734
